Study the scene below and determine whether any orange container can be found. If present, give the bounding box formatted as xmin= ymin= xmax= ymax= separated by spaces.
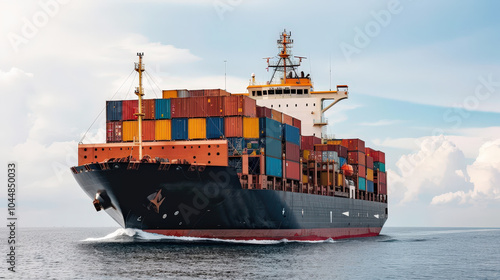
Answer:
xmin=162 ymin=90 xmax=178 ymax=99
xmin=122 ymin=120 xmax=155 ymax=142
xmin=282 ymin=113 xmax=293 ymax=126
xmin=188 ymin=118 xmax=207 ymax=139
xmin=143 ymin=99 xmax=155 ymax=120
xmin=243 ymin=117 xmax=259 ymax=138
xmin=155 ymin=119 xmax=171 ymax=140
xmin=271 ymin=109 xmax=282 ymax=123
xmin=224 ymin=116 xmax=243 ymax=137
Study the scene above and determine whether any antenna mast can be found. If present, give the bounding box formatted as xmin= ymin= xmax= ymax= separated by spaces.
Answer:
xmin=134 ymin=52 xmax=145 ymax=160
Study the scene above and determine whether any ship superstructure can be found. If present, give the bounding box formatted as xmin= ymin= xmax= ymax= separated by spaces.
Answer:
xmin=71 ymin=30 xmax=388 ymax=240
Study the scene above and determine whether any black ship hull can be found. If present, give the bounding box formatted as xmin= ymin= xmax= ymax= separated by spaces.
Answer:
xmin=72 ymin=162 xmax=387 ymax=240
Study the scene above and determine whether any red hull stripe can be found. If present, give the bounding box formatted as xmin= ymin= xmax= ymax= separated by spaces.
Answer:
xmin=145 ymin=227 xmax=382 ymax=241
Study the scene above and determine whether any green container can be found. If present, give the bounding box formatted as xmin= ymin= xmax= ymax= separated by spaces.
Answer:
xmin=358 ymin=177 xmax=366 ymax=191
xmin=374 ymin=162 xmax=386 ymax=172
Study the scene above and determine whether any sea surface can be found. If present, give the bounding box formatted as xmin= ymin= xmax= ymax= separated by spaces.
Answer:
xmin=1 ymin=227 xmax=499 ymax=279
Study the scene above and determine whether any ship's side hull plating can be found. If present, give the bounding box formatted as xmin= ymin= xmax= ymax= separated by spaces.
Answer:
xmin=72 ymin=162 xmax=387 ymax=240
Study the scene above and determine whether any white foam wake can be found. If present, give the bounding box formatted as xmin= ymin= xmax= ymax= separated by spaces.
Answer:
xmin=82 ymin=228 xmax=335 ymax=244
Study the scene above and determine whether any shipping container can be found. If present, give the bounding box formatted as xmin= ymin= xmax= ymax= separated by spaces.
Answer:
xmin=282 ymin=113 xmax=293 ymax=126
xmin=366 ymin=168 xmax=374 ymax=181
xmin=341 ymin=139 xmax=349 ymax=148
xmin=339 ymin=157 xmax=347 ymax=167
xmin=292 ymin=117 xmax=301 ymax=132
xmin=142 ymin=99 xmax=155 ymax=120
xmin=379 ymin=182 xmax=387 ymax=195
xmin=170 ymin=98 xmax=188 ymax=118
xmin=367 ymin=180 xmax=374 ymax=192
xmin=315 ymin=144 xmax=328 ymax=151
xmin=338 ymin=173 xmax=344 ymax=186
xmin=162 ymin=90 xmax=178 ymax=99
xmin=379 ymin=171 xmax=387 ymax=183
xmin=366 ymin=155 xmax=374 ymax=169
xmin=171 ymin=118 xmax=188 ymax=140
xmin=188 ymin=89 xmax=205 ymax=97
xmin=155 ymin=119 xmax=171 ymax=140
xmin=122 ymin=100 xmax=138 ymax=121
xmin=302 ymin=150 xmax=310 ymax=161
xmin=302 ymin=174 xmax=309 ymax=184
xmin=227 ymin=137 xmax=244 ymax=155
xmin=256 ymin=105 xmax=272 ymax=119
xmin=248 ymin=157 xmax=261 ymax=175
xmin=327 ymin=144 xmax=348 ymax=158
xmin=301 ymin=136 xmax=321 ymax=151
xmin=224 ymin=116 xmax=244 ymax=138
xmin=347 ymin=138 xmax=365 ymax=152
xmin=283 ymin=124 xmax=300 ymax=146
xmin=223 ymin=96 xmax=256 ymax=117
xmin=270 ymin=109 xmax=282 ymax=123
xmin=374 ymin=162 xmax=386 ymax=172
xmin=155 ymin=99 xmax=171 ymax=119
xmin=206 ymin=117 xmax=224 ymax=139
xmin=206 ymin=96 xmax=223 ymax=117
xmin=366 ymin=148 xmax=386 ymax=163
xmin=187 ymin=97 xmax=207 ymax=118
xmin=106 ymin=121 xmax=122 ymax=142
xmin=265 ymin=156 xmax=282 ymax=177
xmin=243 ymin=117 xmax=259 ymax=138
xmin=285 ymin=160 xmax=300 ymax=180
xmin=327 ymin=139 xmax=342 ymax=145
xmin=285 ymin=142 xmax=300 ymax=162
xmin=320 ymin=172 xmax=334 ymax=186
xmin=358 ymin=177 xmax=366 ymax=191
xmin=122 ymin=120 xmax=155 ymax=142
xmin=177 ymin=89 xmax=189 ymax=98
xmin=106 ymin=101 xmax=122 ymax=121
xmin=259 ymin=118 xmax=282 ymax=140
xmin=354 ymin=164 xmax=366 ymax=178
xmin=205 ymin=89 xmax=230 ymax=96
xmin=348 ymin=151 xmax=366 ymax=166
xmin=260 ymin=137 xmax=282 ymax=158
xmin=188 ymin=118 xmax=206 ymax=139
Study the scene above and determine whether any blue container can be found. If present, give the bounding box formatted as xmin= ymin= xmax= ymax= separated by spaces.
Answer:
xmin=367 ymin=180 xmax=374 ymax=192
xmin=171 ymin=118 xmax=188 ymax=140
xmin=227 ymin=137 xmax=244 ymax=155
xmin=358 ymin=177 xmax=366 ymax=191
xmin=206 ymin=117 xmax=224 ymax=139
xmin=374 ymin=162 xmax=386 ymax=172
xmin=259 ymin=118 xmax=282 ymax=140
xmin=339 ymin=157 xmax=347 ymax=167
xmin=155 ymin=99 xmax=171 ymax=119
xmin=283 ymin=124 xmax=300 ymax=146
xmin=106 ymin=100 xmax=122 ymax=121
xmin=266 ymin=156 xmax=282 ymax=177
xmin=260 ymin=137 xmax=282 ymax=158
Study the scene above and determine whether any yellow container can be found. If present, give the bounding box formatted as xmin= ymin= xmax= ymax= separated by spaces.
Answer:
xmin=122 ymin=121 xmax=138 ymax=142
xmin=188 ymin=118 xmax=206 ymax=139
xmin=243 ymin=117 xmax=259 ymax=138
xmin=155 ymin=119 xmax=171 ymax=140
xmin=338 ymin=173 xmax=343 ymax=186
xmin=302 ymin=174 xmax=309 ymax=184
xmin=303 ymin=150 xmax=310 ymax=161
xmin=162 ymin=90 xmax=178 ymax=99
xmin=320 ymin=172 xmax=334 ymax=186
xmin=327 ymin=140 xmax=342 ymax=145
xmin=366 ymin=168 xmax=374 ymax=181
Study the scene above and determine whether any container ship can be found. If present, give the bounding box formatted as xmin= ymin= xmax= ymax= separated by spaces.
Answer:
xmin=71 ymin=30 xmax=388 ymax=240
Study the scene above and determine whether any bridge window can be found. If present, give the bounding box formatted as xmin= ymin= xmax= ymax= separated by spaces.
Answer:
xmin=276 ymin=89 xmax=283 ymax=94
xmin=297 ymin=89 xmax=303 ymax=95
xmin=257 ymin=91 xmax=262 ymax=96
xmin=304 ymin=89 xmax=309 ymax=94
xmin=269 ymin=89 xmax=275 ymax=95
xmin=252 ymin=91 xmax=256 ymax=96
xmin=284 ymin=88 xmax=290 ymax=94
xmin=291 ymin=89 xmax=296 ymax=94
xmin=263 ymin=90 xmax=267 ymax=95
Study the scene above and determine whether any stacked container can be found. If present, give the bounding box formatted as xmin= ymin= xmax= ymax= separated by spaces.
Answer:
xmin=283 ymin=124 xmax=300 ymax=180
xmin=347 ymin=139 xmax=366 ymax=190
xmin=366 ymin=148 xmax=387 ymax=194
xmin=259 ymin=117 xmax=282 ymax=177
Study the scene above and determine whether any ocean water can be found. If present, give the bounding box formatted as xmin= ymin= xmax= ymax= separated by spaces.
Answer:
xmin=2 ymin=227 xmax=499 ymax=279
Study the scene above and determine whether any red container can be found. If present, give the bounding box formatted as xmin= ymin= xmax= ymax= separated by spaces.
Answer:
xmin=122 ymin=100 xmax=138 ymax=121
xmin=285 ymin=142 xmax=300 ymax=162
xmin=347 ymin=138 xmax=365 ymax=152
xmin=353 ymin=164 xmax=366 ymax=178
xmin=341 ymin=139 xmax=349 ymax=148
xmin=301 ymin=136 xmax=320 ymax=151
xmin=188 ymin=90 xmax=205 ymax=97
xmin=365 ymin=147 xmax=376 ymax=158
xmin=292 ymin=117 xmax=301 ymax=134
xmin=170 ymin=98 xmax=189 ymax=118
xmin=142 ymin=120 xmax=156 ymax=141
xmin=379 ymin=182 xmax=387 ymax=194
xmin=256 ymin=105 xmax=272 ymax=118
xmin=143 ymin=99 xmax=155 ymax=120
xmin=106 ymin=121 xmax=122 ymax=142
xmin=315 ymin=144 xmax=328 ymax=151
xmin=205 ymin=89 xmax=230 ymax=96
xmin=188 ymin=97 xmax=207 ymax=118
xmin=366 ymin=155 xmax=374 ymax=169
xmin=327 ymin=144 xmax=348 ymax=158
xmin=206 ymin=96 xmax=223 ymax=117
xmin=379 ymin=171 xmax=387 ymax=184
xmin=285 ymin=160 xmax=300 ymax=180
xmin=223 ymin=96 xmax=256 ymax=117
xmin=224 ymin=116 xmax=243 ymax=137
xmin=282 ymin=113 xmax=293 ymax=126
xmin=366 ymin=148 xmax=386 ymax=163
xmin=348 ymin=151 xmax=366 ymax=165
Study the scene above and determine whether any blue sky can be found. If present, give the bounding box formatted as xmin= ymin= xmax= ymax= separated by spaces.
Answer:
xmin=1 ymin=0 xmax=499 ymax=227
